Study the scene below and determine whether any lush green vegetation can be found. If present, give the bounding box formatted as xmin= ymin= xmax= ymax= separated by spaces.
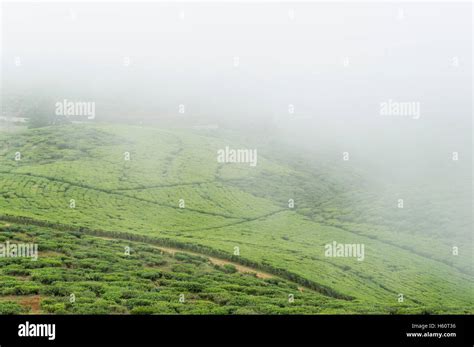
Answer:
xmin=0 ymin=124 xmax=472 ymax=314
xmin=0 ymin=223 xmax=365 ymax=314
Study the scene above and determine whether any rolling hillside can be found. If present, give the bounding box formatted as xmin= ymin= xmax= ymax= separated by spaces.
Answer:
xmin=0 ymin=123 xmax=472 ymax=314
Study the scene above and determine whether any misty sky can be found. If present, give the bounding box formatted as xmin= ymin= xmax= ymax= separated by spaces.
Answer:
xmin=1 ymin=2 xmax=472 ymax=190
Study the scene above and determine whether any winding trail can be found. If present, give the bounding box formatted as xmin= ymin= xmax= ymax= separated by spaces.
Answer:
xmin=0 ymin=215 xmax=352 ymax=300
xmin=97 ymin=235 xmax=273 ymax=279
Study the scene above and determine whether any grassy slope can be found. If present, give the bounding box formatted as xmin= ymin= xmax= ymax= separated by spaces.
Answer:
xmin=0 ymin=123 xmax=472 ymax=313
xmin=1 ymin=222 xmax=355 ymax=314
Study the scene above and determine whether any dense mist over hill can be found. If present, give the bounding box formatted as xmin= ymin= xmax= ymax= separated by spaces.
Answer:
xmin=2 ymin=2 xmax=471 ymax=240
xmin=0 ymin=1 xmax=472 ymax=315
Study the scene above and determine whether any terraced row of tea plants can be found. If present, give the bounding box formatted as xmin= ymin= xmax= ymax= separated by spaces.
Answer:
xmin=0 ymin=124 xmax=471 ymax=313
xmin=0 ymin=222 xmax=380 ymax=314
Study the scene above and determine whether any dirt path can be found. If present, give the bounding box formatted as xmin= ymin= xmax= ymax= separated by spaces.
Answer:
xmin=0 ymin=295 xmax=42 ymax=314
xmin=97 ymin=236 xmax=273 ymax=279
xmin=0 ymin=215 xmax=341 ymax=297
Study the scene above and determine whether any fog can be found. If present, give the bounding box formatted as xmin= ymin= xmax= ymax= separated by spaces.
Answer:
xmin=1 ymin=2 xmax=472 ymax=236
